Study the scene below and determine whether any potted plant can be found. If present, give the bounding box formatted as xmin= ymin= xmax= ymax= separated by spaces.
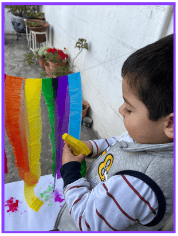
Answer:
xmin=23 ymin=10 xmax=45 ymax=20
xmin=23 ymin=46 xmax=49 ymax=68
xmin=45 ymin=47 xmax=69 ymax=74
xmin=40 ymin=48 xmax=71 ymax=78
xmin=5 ymin=5 xmax=45 ymax=19
xmin=23 ymin=46 xmax=70 ymax=78
xmin=5 ymin=5 xmax=45 ymax=34
xmin=34 ymin=46 xmax=49 ymax=69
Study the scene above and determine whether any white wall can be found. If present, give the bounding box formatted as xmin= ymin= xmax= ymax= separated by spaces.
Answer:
xmin=40 ymin=5 xmax=173 ymax=138
xmin=166 ymin=10 xmax=174 ymax=36
xmin=5 ymin=8 xmax=16 ymax=33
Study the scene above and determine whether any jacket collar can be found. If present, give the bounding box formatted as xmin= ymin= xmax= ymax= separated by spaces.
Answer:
xmin=117 ymin=140 xmax=174 ymax=153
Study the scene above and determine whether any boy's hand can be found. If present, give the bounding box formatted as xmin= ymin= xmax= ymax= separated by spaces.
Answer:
xmin=62 ymin=142 xmax=86 ymax=165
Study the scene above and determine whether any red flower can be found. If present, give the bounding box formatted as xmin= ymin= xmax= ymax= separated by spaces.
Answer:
xmin=51 ymin=49 xmax=55 ymax=54
xmin=47 ymin=48 xmax=68 ymax=61
xmin=47 ymin=48 xmax=57 ymax=54
xmin=58 ymin=51 xmax=65 ymax=60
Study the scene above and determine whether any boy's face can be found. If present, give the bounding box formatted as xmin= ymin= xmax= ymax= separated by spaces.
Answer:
xmin=119 ymin=77 xmax=172 ymax=144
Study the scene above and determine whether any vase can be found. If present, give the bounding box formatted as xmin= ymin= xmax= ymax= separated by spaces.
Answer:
xmin=45 ymin=63 xmax=52 ymax=77
xmin=48 ymin=61 xmax=60 ymax=74
xmin=27 ymin=19 xmax=50 ymax=43
xmin=38 ymin=57 xmax=45 ymax=70
xmin=11 ymin=15 xmax=26 ymax=34
xmin=83 ymin=117 xmax=93 ymax=128
xmin=26 ymin=19 xmax=50 ymax=32
xmin=48 ymin=59 xmax=67 ymax=74
xmin=82 ymin=100 xmax=89 ymax=119
xmin=59 ymin=58 xmax=68 ymax=67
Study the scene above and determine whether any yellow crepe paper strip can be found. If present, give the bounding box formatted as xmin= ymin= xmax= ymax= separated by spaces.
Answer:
xmin=19 ymin=79 xmax=38 ymax=186
xmin=24 ymin=78 xmax=43 ymax=211
xmin=24 ymin=182 xmax=44 ymax=212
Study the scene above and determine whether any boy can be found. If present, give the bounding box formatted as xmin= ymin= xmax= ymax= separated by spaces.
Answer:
xmin=58 ymin=34 xmax=173 ymax=231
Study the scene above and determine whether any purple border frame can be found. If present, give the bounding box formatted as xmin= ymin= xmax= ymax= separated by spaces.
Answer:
xmin=2 ymin=2 xmax=5 ymax=233
xmin=2 ymin=2 xmax=176 ymax=233
xmin=173 ymin=2 xmax=176 ymax=233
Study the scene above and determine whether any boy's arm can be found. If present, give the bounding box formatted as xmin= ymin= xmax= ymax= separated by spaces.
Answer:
xmin=84 ymin=136 xmax=118 ymax=158
xmin=83 ymin=132 xmax=134 ymax=159
xmin=60 ymin=162 xmax=158 ymax=231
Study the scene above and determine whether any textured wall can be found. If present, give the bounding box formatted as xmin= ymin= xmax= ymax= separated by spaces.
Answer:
xmin=5 ymin=5 xmax=173 ymax=139
xmin=5 ymin=8 xmax=15 ymax=33
xmin=39 ymin=4 xmax=174 ymax=139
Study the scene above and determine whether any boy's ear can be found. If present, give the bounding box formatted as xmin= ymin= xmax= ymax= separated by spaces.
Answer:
xmin=164 ymin=113 xmax=174 ymax=139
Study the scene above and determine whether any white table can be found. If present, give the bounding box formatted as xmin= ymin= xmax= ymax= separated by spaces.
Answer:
xmin=4 ymin=174 xmax=65 ymax=232
xmin=29 ymin=30 xmax=48 ymax=54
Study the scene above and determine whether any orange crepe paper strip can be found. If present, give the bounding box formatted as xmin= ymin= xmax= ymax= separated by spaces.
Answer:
xmin=5 ymin=75 xmax=38 ymax=185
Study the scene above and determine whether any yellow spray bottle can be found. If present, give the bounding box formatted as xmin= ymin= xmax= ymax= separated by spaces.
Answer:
xmin=62 ymin=133 xmax=91 ymax=177
xmin=62 ymin=133 xmax=91 ymax=156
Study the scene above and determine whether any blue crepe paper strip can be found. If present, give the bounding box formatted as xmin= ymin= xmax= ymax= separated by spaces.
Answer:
xmin=68 ymin=72 xmax=82 ymax=140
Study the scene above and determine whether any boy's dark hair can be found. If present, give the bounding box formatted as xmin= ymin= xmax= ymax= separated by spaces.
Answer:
xmin=121 ymin=34 xmax=173 ymax=121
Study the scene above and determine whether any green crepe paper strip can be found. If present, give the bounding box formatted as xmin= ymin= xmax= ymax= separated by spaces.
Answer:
xmin=42 ymin=79 xmax=56 ymax=177
xmin=80 ymin=161 xmax=87 ymax=177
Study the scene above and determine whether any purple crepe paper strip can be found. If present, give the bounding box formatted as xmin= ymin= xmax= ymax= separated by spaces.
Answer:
xmin=55 ymin=76 xmax=70 ymax=179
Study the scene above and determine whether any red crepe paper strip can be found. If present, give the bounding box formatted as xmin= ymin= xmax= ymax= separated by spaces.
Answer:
xmin=5 ymin=151 xmax=8 ymax=174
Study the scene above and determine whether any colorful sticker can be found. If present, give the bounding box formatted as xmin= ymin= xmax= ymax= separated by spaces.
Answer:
xmin=98 ymin=154 xmax=114 ymax=181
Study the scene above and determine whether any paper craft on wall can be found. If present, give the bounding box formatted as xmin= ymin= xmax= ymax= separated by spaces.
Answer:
xmin=5 ymin=72 xmax=82 ymax=212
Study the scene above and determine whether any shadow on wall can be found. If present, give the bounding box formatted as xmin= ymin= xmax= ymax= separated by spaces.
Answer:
xmin=86 ymin=104 xmax=101 ymax=139
xmin=48 ymin=27 xmax=54 ymax=47
xmin=87 ymin=41 xmax=92 ymax=53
